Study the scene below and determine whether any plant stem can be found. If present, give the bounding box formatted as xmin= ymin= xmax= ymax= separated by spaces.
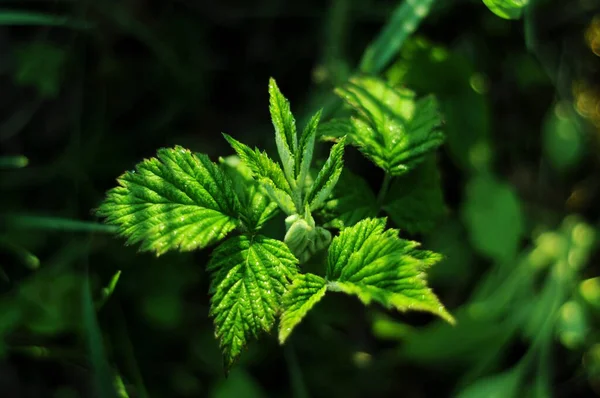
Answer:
xmin=377 ymin=173 xmax=392 ymax=207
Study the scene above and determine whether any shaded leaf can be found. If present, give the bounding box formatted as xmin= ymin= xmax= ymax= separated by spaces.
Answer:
xmin=320 ymin=169 xmax=379 ymax=229
xmin=462 ymin=174 xmax=524 ymax=261
xmin=383 ymin=156 xmax=446 ymax=233
xmin=14 ymin=42 xmax=67 ymax=98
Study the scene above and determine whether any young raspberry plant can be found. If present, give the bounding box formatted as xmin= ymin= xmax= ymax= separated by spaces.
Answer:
xmin=96 ymin=77 xmax=454 ymax=371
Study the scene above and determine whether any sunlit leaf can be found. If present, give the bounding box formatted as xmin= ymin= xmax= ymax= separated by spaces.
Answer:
xmin=269 ymin=78 xmax=297 ymax=182
xmin=326 ymin=218 xmax=454 ymax=323
xmin=97 ymin=146 xmax=241 ymax=255
xmin=279 ymin=273 xmax=327 ymax=343
xmin=306 ymin=137 xmax=346 ymax=211
xmin=324 ymin=76 xmax=444 ymax=175
xmin=223 ymin=134 xmax=296 ymax=215
xmin=208 ymin=235 xmax=298 ymax=368
xmin=481 ymin=0 xmax=528 ymax=20
xmin=220 ymin=155 xmax=279 ymax=231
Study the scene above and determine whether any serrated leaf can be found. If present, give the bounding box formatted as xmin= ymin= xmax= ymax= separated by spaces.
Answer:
xmin=269 ymin=78 xmax=297 ymax=183
xmin=327 ymin=76 xmax=444 ymax=175
xmin=321 ymin=169 xmax=379 ymax=229
xmin=318 ymin=118 xmax=354 ymax=143
xmin=97 ymin=146 xmax=241 ymax=256
xmin=383 ymin=156 xmax=446 ymax=233
xmin=326 ymin=218 xmax=453 ymax=323
xmin=208 ymin=235 xmax=298 ymax=368
xmin=386 ymin=37 xmax=492 ymax=172
xmin=306 ymin=137 xmax=346 ymax=211
xmin=296 ymin=110 xmax=321 ymax=192
xmin=223 ymin=134 xmax=297 ymax=215
xmin=278 ymin=273 xmax=327 ymax=344
xmin=220 ymin=155 xmax=279 ymax=231
xmin=326 ymin=218 xmax=387 ymax=280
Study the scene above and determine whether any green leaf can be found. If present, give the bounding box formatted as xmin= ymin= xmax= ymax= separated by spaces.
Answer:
xmin=97 ymin=146 xmax=240 ymax=256
xmin=462 ymin=174 xmax=524 ymax=261
xmin=327 ymin=76 xmax=444 ymax=175
xmin=320 ymin=169 xmax=379 ymax=229
xmin=326 ymin=218 xmax=454 ymax=323
xmin=481 ymin=0 xmax=528 ymax=20
xmin=223 ymin=134 xmax=297 ymax=215
xmin=326 ymin=217 xmax=387 ymax=280
xmin=383 ymin=156 xmax=446 ymax=233
xmin=208 ymin=235 xmax=298 ymax=368
xmin=306 ymin=137 xmax=346 ymax=211
xmin=296 ymin=110 xmax=322 ymax=191
xmin=278 ymin=273 xmax=327 ymax=344
xmin=269 ymin=78 xmax=297 ymax=183
xmin=220 ymin=155 xmax=279 ymax=231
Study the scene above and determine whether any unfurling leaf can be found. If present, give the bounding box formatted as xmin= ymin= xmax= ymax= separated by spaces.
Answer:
xmin=306 ymin=137 xmax=346 ymax=211
xmin=279 ymin=273 xmax=327 ymax=343
xmin=220 ymin=155 xmax=279 ymax=231
xmin=284 ymin=210 xmax=332 ymax=263
xmin=269 ymin=78 xmax=298 ymax=183
xmin=96 ymin=146 xmax=241 ymax=256
xmin=323 ymin=76 xmax=444 ymax=175
xmin=296 ymin=110 xmax=322 ymax=192
xmin=326 ymin=218 xmax=454 ymax=323
xmin=223 ymin=134 xmax=297 ymax=215
xmin=208 ymin=235 xmax=298 ymax=369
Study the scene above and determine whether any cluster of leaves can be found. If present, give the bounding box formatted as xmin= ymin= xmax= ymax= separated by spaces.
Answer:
xmin=97 ymin=77 xmax=452 ymax=369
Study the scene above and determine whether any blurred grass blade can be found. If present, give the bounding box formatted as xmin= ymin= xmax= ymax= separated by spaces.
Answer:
xmin=0 ymin=238 xmax=40 ymax=269
xmin=0 ymin=156 xmax=28 ymax=169
xmin=5 ymin=215 xmax=117 ymax=233
xmin=0 ymin=9 xmax=91 ymax=29
xmin=96 ymin=271 xmax=122 ymax=310
xmin=360 ymin=0 xmax=435 ymax=74
xmin=82 ymin=274 xmax=118 ymax=398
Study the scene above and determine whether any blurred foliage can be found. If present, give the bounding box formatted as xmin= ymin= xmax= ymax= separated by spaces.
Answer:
xmin=0 ymin=0 xmax=600 ymax=397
